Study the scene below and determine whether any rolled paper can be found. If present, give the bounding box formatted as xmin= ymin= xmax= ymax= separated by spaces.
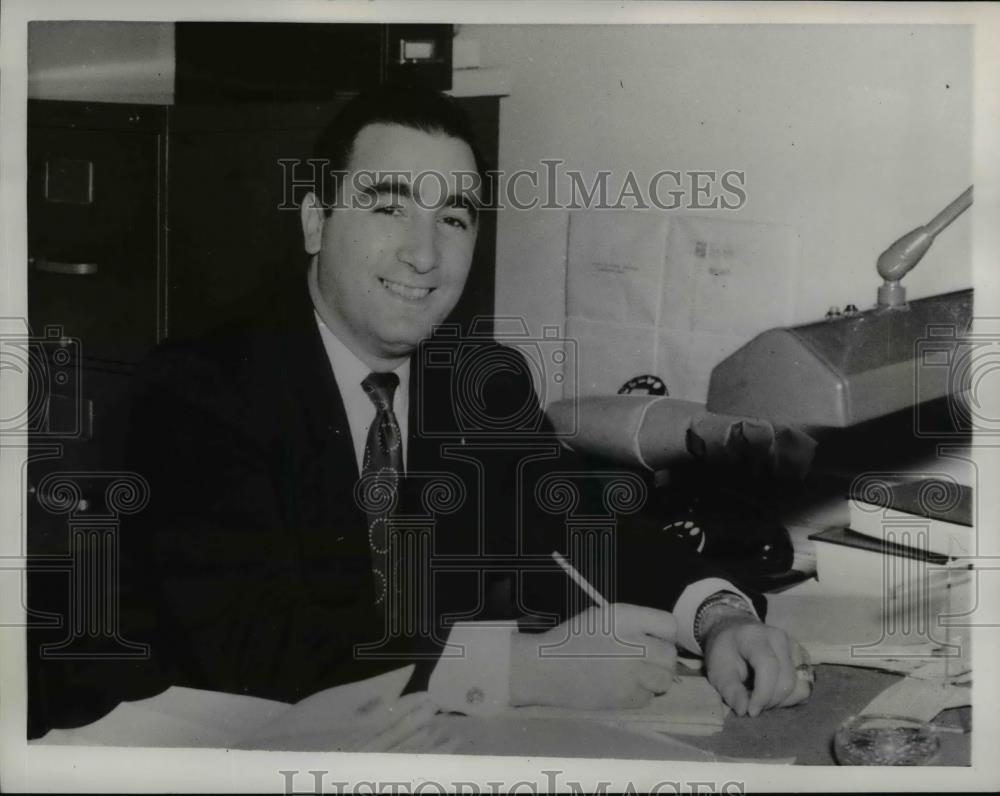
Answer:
xmin=634 ymin=398 xmax=712 ymax=468
xmin=546 ymin=395 xmax=816 ymax=477
xmin=547 ymin=394 xmax=697 ymax=468
xmin=547 ymin=395 xmax=715 ymax=470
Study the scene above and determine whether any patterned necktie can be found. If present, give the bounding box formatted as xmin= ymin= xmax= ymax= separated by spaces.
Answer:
xmin=360 ymin=372 xmax=402 ymax=617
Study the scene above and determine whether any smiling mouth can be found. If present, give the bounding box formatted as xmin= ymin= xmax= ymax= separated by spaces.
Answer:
xmin=379 ymin=277 xmax=433 ymax=301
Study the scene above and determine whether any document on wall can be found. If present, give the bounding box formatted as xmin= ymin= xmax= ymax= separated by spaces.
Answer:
xmin=566 ymin=210 xmax=671 ymax=327
xmin=564 ymin=210 xmax=800 ymax=402
xmin=563 ymin=317 xmax=660 ymax=399
xmin=661 ymin=216 xmax=800 ymax=400
xmin=564 ymin=210 xmax=670 ymax=398
xmin=661 ymin=215 xmax=799 ymax=339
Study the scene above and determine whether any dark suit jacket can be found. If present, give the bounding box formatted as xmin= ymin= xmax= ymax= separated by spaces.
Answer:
xmin=120 ymin=277 xmax=764 ymax=704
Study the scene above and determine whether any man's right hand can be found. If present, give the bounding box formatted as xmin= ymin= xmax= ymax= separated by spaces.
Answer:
xmin=509 ymin=603 xmax=678 ymax=710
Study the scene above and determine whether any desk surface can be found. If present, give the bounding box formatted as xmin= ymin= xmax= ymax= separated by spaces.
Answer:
xmin=690 ymin=664 xmax=970 ymax=765
xmin=443 ymin=665 xmax=970 ymax=765
xmin=36 ymin=664 xmax=970 ymax=765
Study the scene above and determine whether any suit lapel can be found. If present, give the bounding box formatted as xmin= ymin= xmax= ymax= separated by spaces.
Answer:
xmin=280 ymin=284 xmax=358 ymax=475
xmin=274 ymin=281 xmax=372 ymax=601
xmin=405 ymin=340 xmax=462 ymax=488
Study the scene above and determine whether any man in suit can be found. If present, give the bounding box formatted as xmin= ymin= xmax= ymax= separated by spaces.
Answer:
xmin=124 ymin=89 xmax=809 ymax=728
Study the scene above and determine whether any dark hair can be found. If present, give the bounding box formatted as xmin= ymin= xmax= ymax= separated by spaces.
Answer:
xmin=312 ymin=87 xmax=491 ymax=215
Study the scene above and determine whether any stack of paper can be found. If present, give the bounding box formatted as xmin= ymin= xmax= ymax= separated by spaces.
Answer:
xmin=848 ymin=477 xmax=973 ymax=559
xmin=802 ymin=639 xmax=971 ymax=680
xmin=235 ymin=666 xmax=418 ymax=751
xmin=34 ymin=687 xmax=288 ymax=748
xmin=36 ymin=666 xmax=418 ymax=750
xmin=807 ymin=475 xmax=974 ymax=597
xmin=508 ymin=674 xmax=728 ymax=736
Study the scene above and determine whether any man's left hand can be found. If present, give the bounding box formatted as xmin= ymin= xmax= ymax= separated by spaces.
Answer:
xmin=702 ymin=615 xmax=812 ymax=717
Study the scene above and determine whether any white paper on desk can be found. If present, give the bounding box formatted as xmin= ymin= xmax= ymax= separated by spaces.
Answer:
xmin=35 ymin=666 xmax=419 ymax=750
xmin=802 ymin=640 xmax=972 ymax=679
xmin=35 ymin=700 xmax=238 ymax=748
xmin=235 ymin=665 xmax=415 ymax=751
xmin=34 ymin=686 xmax=287 ymax=748
xmin=767 ymin=576 xmax=976 ymax=704
xmin=860 ymin=676 xmax=970 ymax=723
xmin=508 ymin=674 xmax=727 ymax=735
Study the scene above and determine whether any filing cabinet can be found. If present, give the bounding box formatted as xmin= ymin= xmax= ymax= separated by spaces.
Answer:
xmin=175 ymin=22 xmax=454 ymax=100
xmin=28 ymin=118 xmax=164 ymax=365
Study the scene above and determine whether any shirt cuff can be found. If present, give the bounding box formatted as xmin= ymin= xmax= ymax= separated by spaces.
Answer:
xmin=672 ymin=578 xmax=759 ymax=655
xmin=427 ymin=621 xmax=518 ymax=716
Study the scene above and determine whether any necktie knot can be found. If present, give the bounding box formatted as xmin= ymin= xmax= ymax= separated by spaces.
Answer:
xmin=362 ymin=372 xmax=400 ymax=413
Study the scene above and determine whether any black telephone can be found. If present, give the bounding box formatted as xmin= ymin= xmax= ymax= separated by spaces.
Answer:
xmin=611 ymin=373 xmax=809 ymax=592
xmin=650 ymin=477 xmax=805 ymax=593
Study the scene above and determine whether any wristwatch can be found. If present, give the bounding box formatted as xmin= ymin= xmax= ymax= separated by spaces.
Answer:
xmin=693 ymin=590 xmax=757 ymax=648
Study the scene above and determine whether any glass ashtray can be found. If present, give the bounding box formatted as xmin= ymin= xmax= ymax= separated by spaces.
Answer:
xmin=833 ymin=714 xmax=941 ymax=766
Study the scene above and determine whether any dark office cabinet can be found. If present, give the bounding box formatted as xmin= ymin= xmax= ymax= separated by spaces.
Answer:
xmin=175 ymin=22 xmax=454 ymax=101
xmin=27 ymin=105 xmax=167 ymax=365
xmin=25 ymin=94 xmax=501 ymax=737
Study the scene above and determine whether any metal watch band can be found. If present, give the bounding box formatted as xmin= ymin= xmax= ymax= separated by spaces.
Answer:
xmin=693 ymin=590 xmax=756 ymax=648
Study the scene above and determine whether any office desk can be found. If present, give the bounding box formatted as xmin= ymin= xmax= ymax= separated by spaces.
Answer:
xmin=438 ymin=665 xmax=969 ymax=764
xmin=35 ymin=664 xmax=969 ymax=764
xmin=690 ymin=665 xmax=969 ymax=765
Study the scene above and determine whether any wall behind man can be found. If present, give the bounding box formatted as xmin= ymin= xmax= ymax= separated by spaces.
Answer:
xmin=465 ymin=24 xmax=972 ymax=404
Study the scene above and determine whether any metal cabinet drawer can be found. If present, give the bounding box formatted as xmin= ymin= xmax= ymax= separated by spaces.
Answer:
xmin=28 ymin=126 xmax=162 ymax=364
xmin=27 ymin=362 xmax=136 ymax=553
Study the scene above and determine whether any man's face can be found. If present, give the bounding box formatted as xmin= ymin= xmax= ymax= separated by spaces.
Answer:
xmin=309 ymin=123 xmax=480 ymax=367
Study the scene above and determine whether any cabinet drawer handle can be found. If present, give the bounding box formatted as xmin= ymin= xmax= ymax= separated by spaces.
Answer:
xmin=32 ymin=257 xmax=98 ymax=276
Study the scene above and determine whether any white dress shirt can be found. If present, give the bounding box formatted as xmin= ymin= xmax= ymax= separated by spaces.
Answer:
xmin=313 ymin=311 xmax=410 ymax=473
